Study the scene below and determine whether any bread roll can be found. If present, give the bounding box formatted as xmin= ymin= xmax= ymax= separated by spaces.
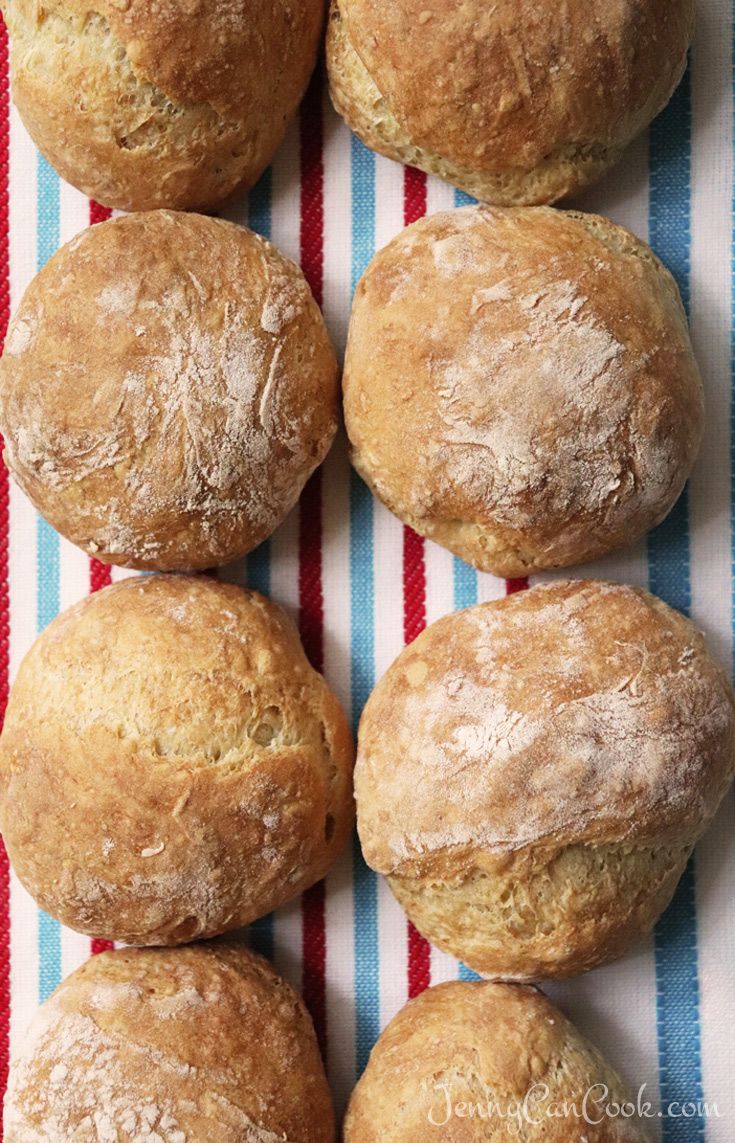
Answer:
xmin=344 ymin=981 xmax=649 ymax=1141
xmin=355 ymin=581 xmax=735 ymax=980
xmin=4 ymin=943 xmax=334 ymax=1142
xmin=0 ymin=574 xmax=354 ymax=946
xmin=328 ymin=0 xmax=694 ymax=206
xmin=344 ymin=207 xmax=703 ymax=578
xmin=3 ymin=0 xmax=324 ymax=212
xmin=0 ymin=211 xmax=338 ymax=572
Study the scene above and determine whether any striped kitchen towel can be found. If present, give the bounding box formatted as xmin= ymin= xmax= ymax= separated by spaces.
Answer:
xmin=0 ymin=4 xmax=734 ymax=1140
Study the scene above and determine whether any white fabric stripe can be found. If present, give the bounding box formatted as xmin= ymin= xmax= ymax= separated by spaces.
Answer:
xmin=8 ymin=872 xmax=38 ymax=1058
xmin=547 ymin=941 xmax=663 ymax=1132
xmin=322 ymin=106 xmax=353 ymax=355
xmin=269 ymin=117 xmax=301 ymax=265
xmin=7 ymin=483 xmax=36 ymax=685
xmin=324 ymin=845 xmax=356 ymax=1118
xmin=377 ymin=876 xmax=408 ymax=1028
xmin=688 ymin=4 xmax=735 ymax=1138
xmin=8 ymin=105 xmax=36 ymax=311
xmin=271 ymin=897 xmax=303 ymax=993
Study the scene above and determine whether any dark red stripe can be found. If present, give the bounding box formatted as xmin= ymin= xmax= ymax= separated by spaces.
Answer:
xmin=90 ymin=939 xmax=114 ymax=955
xmin=404 ymin=167 xmax=427 ymax=226
xmin=89 ymin=200 xmax=112 ymax=227
xmin=402 ymin=167 xmax=432 ymax=1001
xmin=0 ymin=16 xmax=11 ymax=1137
xmin=89 ymin=560 xmax=111 ymax=594
xmin=298 ymin=66 xmax=327 ymax=1060
xmin=506 ymin=577 xmax=529 ymax=594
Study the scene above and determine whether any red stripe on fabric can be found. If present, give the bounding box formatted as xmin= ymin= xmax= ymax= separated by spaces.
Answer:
xmin=506 ymin=578 xmax=529 ymax=594
xmin=89 ymin=201 xmax=112 ymax=227
xmin=89 ymin=560 xmax=111 ymax=593
xmin=404 ymin=167 xmax=427 ymax=226
xmin=90 ymin=939 xmax=114 ymax=955
xmin=298 ymin=66 xmax=327 ymax=1060
xmin=402 ymin=166 xmax=432 ymax=1000
xmin=0 ymin=17 xmax=11 ymax=1138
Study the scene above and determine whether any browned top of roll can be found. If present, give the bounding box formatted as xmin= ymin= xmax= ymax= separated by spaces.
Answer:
xmin=340 ymin=0 xmax=694 ymax=174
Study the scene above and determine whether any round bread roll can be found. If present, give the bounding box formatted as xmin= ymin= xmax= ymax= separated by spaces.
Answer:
xmin=0 ymin=574 xmax=354 ymax=946
xmin=2 ymin=0 xmax=324 ymax=212
xmin=355 ymin=581 xmax=735 ymax=980
xmin=328 ymin=0 xmax=693 ymax=206
xmin=0 ymin=211 xmax=338 ymax=572
xmin=345 ymin=981 xmax=649 ymax=1142
xmin=344 ymin=207 xmax=703 ymax=578
xmin=4 ymin=943 xmax=335 ymax=1142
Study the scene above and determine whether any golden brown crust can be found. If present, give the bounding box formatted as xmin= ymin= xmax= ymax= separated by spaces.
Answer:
xmin=3 ymin=0 xmax=325 ymax=211
xmin=344 ymin=981 xmax=650 ymax=1141
xmin=0 ymin=575 xmax=355 ymax=946
xmin=343 ymin=206 xmax=703 ymax=577
xmin=0 ymin=211 xmax=338 ymax=572
xmin=328 ymin=0 xmax=694 ymax=205
xmin=4 ymin=943 xmax=335 ymax=1142
xmin=355 ymin=581 xmax=735 ymax=978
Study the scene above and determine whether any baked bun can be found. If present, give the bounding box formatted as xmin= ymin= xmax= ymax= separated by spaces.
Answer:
xmin=344 ymin=207 xmax=703 ymax=578
xmin=4 ymin=943 xmax=335 ymax=1142
xmin=344 ymin=981 xmax=648 ymax=1142
xmin=0 ymin=211 xmax=338 ymax=572
xmin=355 ymin=581 xmax=735 ymax=980
xmin=0 ymin=574 xmax=354 ymax=946
xmin=328 ymin=0 xmax=693 ymax=206
xmin=345 ymin=978 xmax=649 ymax=1138
xmin=2 ymin=0 xmax=324 ymax=212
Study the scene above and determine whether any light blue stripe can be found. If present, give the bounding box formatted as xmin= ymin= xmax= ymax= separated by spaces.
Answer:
xmin=36 ymin=154 xmax=62 ymax=1002
xmin=454 ymin=189 xmax=476 ymax=208
xmin=453 ymin=558 xmax=478 ymax=612
xmin=350 ymin=136 xmax=380 ymax=1076
xmin=647 ymin=62 xmax=704 ymax=1142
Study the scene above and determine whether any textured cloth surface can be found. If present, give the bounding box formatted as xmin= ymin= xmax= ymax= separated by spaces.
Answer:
xmin=0 ymin=7 xmax=734 ymax=1141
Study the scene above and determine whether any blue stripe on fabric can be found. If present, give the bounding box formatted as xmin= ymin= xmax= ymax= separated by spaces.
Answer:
xmin=248 ymin=166 xmax=272 ymax=241
xmin=245 ymin=167 xmax=275 ymax=962
xmin=350 ymin=136 xmax=380 ymax=1077
xmin=36 ymin=154 xmax=62 ymax=1002
xmin=453 ymin=559 xmax=478 ymax=612
xmin=647 ymin=62 xmax=705 ymax=1142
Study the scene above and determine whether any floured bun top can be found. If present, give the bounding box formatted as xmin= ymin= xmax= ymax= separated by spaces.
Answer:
xmin=3 ymin=0 xmax=325 ymax=211
xmin=4 ymin=943 xmax=335 ymax=1142
xmin=0 ymin=211 xmax=338 ymax=571
xmin=344 ymin=206 xmax=703 ymax=578
xmin=328 ymin=0 xmax=694 ymax=205
xmin=356 ymin=581 xmax=735 ymax=880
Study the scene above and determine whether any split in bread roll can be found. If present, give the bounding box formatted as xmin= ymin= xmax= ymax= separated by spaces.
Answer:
xmin=0 ymin=210 xmax=338 ymax=572
xmin=355 ymin=581 xmax=735 ymax=980
xmin=0 ymin=574 xmax=354 ymax=946
xmin=4 ymin=943 xmax=335 ymax=1142
xmin=344 ymin=980 xmax=650 ymax=1141
xmin=2 ymin=0 xmax=325 ymax=211
xmin=328 ymin=0 xmax=694 ymax=206
xmin=344 ymin=206 xmax=704 ymax=578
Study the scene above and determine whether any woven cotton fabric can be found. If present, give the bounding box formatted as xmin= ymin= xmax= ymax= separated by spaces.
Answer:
xmin=0 ymin=7 xmax=734 ymax=1140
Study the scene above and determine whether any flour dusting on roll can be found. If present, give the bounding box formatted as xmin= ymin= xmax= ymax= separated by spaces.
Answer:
xmin=344 ymin=207 xmax=703 ymax=577
xmin=355 ymin=581 xmax=735 ymax=979
xmin=0 ymin=211 xmax=338 ymax=572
